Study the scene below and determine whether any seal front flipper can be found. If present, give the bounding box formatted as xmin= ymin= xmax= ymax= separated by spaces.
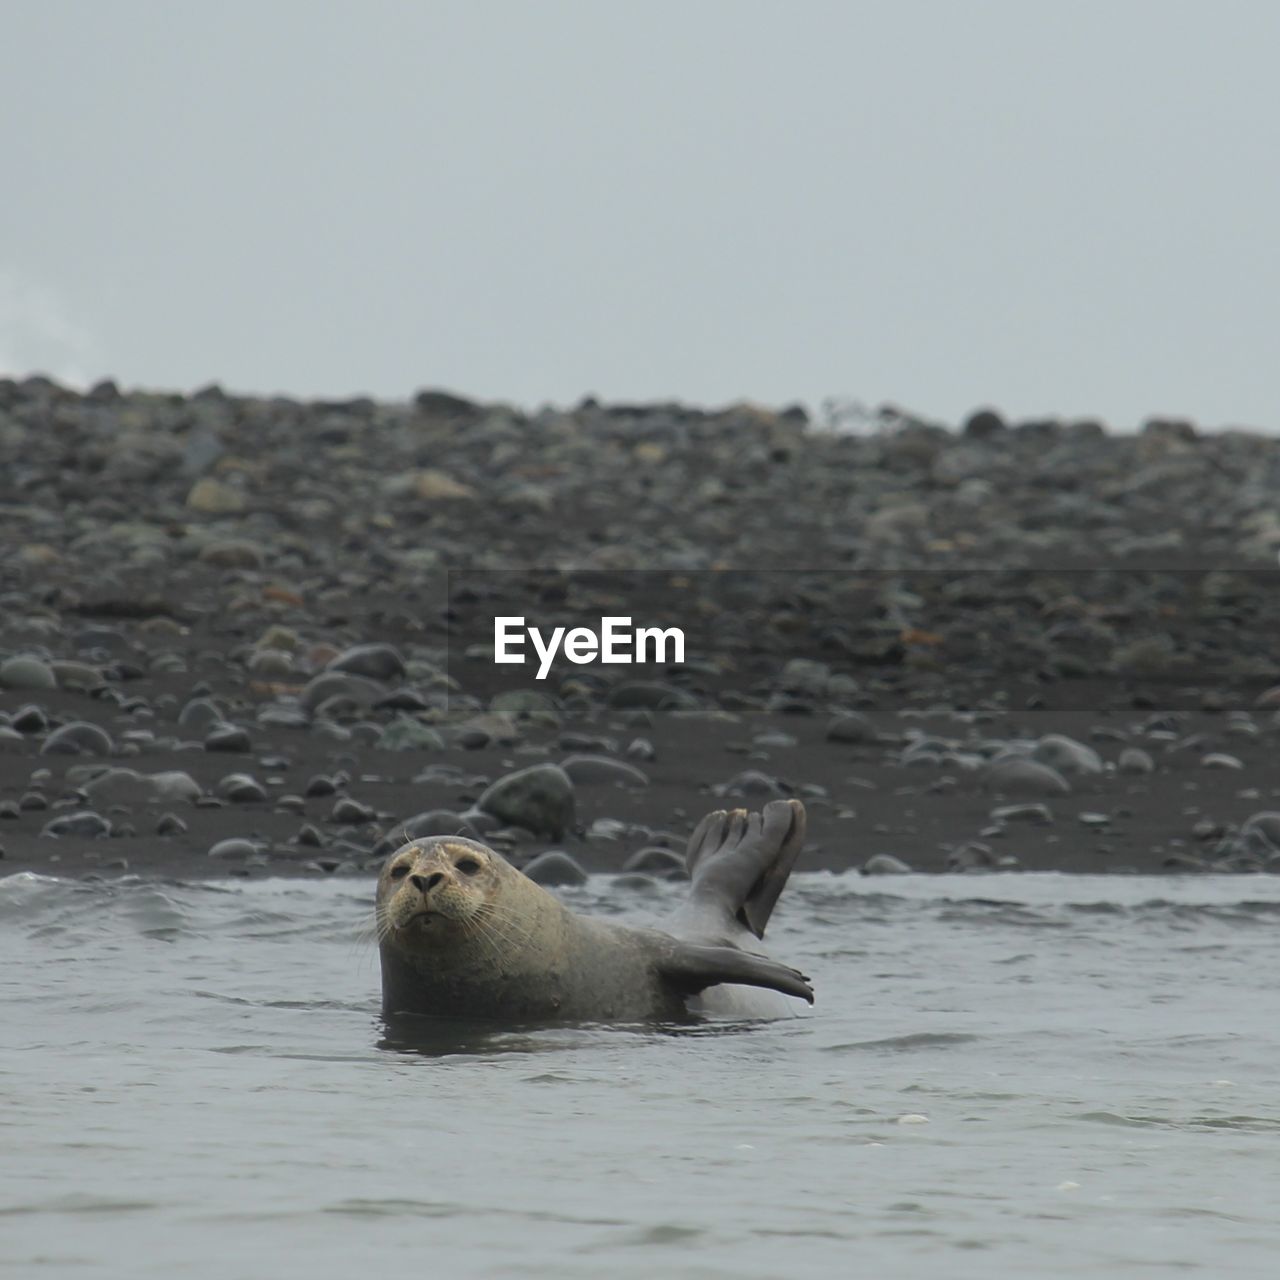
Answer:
xmin=685 ymin=798 xmax=807 ymax=940
xmin=657 ymin=940 xmax=815 ymax=1005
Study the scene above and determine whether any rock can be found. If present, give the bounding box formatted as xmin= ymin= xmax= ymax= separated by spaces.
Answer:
xmin=41 ymin=721 xmax=114 ymax=756
xmin=722 ymin=770 xmax=784 ymax=798
xmin=963 ymin=407 xmax=1006 ymax=438
xmin=607 ymin=682 xmax=700 ymax=711
xmin=476 ymin=764 xmax=576 ymax=839
xmin=826 ymin=712 xmax=876 ymax=744
xmin=49 ymin=661 xmax=104 ymax=691
xmin=199 ymin=539 xmax=264 ymax=569
xmin=186 ymin=477 xmax=246 ymax=514
xmin=204 ymin=722 xmax=252 ymax=753
xmin=395 ymin=468 xmax=476 ymax=501
xmin=990 ymin=803 xmax=1055 ymax=825
xmin=41 ymin=811 xmax=112 ymax=838
xmin=983 ymin=757 xmax=1071 ymax=796
xmin=326 ymin=643 xmax=407 ymax=682
xmin=83 ymin=768 xmax=202 ymax=805
xmin=208 ymin=837 xmax=260 ymax=860
xmin=331 ymin=797 xmax=377 ymax=824
xmin=156 ymin=813 xmax=187 ymax=836
xmin=1201 ymin=753 xmax=1244 ymax=770
xmin=1118 ymin=747 xmax=1155 ymax=775
xmin=299 ymin=671 xmax=387 ymax=716
xmin=522 ymin=850 xmax=588 ymax=887
xmin=0 ymin=655 xmax=57 ymax=690
xmin=778 ymin=658 xmax=830 ymax=697
xmin=491 ymin=689 xmax=560 ymax=720
xmin=1242 ymin=812 xmax=1280 ymax=847
xmin=947 ymin=842 xmax=996 ymax=871
xmin=216 ymin=773 xmax=268 ymax=803
xmin=450 ymin=713 xmax=520 ymax=750
xmin=625 ymin=737 xmax=656 ymax=761
xmin=861 ymin=853 xmax=913 ymax=874
xmin=178 ymin=697 xmax=225 ymax=730
xmin=10 ymin=704 xmax=49 ymax=733
xmin=376 ymin=718 xmax=447 ymax=752
xmin=1032 ymin=734 xmax=1103 ymax=776
xmin=559 ymin=754 xmax=650 ymax=787
xmin=622 ymin=847 xmax=687 ymax=876
xmin=247 ymin=648 xmax=294 ymax=677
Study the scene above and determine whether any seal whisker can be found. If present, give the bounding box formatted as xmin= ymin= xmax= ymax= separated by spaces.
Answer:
xmin=462 ymin=905 xmax=534 ymax=961
xmin=473 ymin=902 xmax=537 ymax=951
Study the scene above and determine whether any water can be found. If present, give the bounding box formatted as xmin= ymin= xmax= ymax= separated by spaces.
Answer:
xmin=3 ymin=870 xmax=1279 ymax=1279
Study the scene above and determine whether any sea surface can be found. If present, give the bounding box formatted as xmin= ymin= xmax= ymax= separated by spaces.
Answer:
xmin=3 ymin=870 xmax=1278 ymax=1279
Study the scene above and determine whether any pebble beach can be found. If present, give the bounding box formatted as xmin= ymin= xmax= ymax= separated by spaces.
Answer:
xmin=3 ymin=376 xmax=1280 ymax=882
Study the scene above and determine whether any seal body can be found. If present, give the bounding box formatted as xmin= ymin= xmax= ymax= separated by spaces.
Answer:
xmin=376 ymin=799 xmax=812 ymax=1024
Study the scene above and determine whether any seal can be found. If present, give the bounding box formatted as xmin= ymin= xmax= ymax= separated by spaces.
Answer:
xmin=375 ymin=798 xmax=812 ymax=1023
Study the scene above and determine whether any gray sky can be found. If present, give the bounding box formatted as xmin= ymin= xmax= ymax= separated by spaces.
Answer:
xmin=2 ymin=0 xmax=1278 ymax=429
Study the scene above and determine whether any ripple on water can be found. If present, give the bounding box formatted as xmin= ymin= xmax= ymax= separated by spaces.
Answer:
xmin=5 ymin=870 xmax=1280 ymax=1277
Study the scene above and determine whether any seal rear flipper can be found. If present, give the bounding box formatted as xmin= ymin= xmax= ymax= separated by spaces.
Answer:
xmin=684 ymin=799 xmax=807 ymax=940
xmin=658 ymin=940 xmax=815 ymax=1005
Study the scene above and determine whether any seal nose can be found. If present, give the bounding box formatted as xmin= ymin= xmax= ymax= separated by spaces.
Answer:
xmin=410 ymin=872 xmax=445 ymax=894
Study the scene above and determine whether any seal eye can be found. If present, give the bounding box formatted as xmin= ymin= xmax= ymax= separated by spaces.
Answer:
xmin=389 ymin=864 xmax=410 ymax=880
xmin=455 ymin=857 xmax=482 ymax=875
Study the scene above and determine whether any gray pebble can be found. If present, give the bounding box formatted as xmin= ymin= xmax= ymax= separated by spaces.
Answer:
xmin=983 ymin=757 xmax=1071 ymax=796
xmin=330 ymin=797 xmax=377 ymax=824
xmin=208 ymin=837 xmax=260 ymax=860
xmin=522 ymin=850 xmax=589 ymax=887
xmin=42 ymin=810 xmax=112 ymax=838
xmin=607 ymin=682 xmax=700 ymax=711
xmin=622 ymin=847 xmax=687 ymax=876
xmin=1201 ymin=753 xmax=1244 ymax=770
xmin=1032 ymin=734 xmax=1104 ymax=775
xmin=1242 ymin=812 xmax=1280 ymax=847
xmin=0 ymin=655 xmax=57 ymax=690
xmin=83 ymin=767 xmax=202 ymax=806
xmin=1118 ymin=747 xmax=1155 ymax=775
xmin=560 ymin=754 xmax=650 ymax=787
xmin=722 ymin=770 xmax=784 ymax=798
xmin=375 ymin=718 xmax=447 ymax=752
xmin=326 ymin=643 xmax=407 ymax=682
xmin=299 ymin=671 xmax=386 ymax=716
xmin=826 ymin=712 xmax=876 ymax=744
xmin=11 ymin=704 xmax=49 ymax=733
xmin=178 ymin=697 xmax=225 ymax=730
xmin=217 ymin=773 xmax=268 ymax=803
xmin=990 ymin=803 xmax=1055 ymax=825
xmin=42 ymin=721 xmax=114 ymax=757
xmin=204 ymin=722 xmax=252 ymax=753
xmin=861 ymin=853 xmax=914 ymax=875
xmin=476 ymin=764 xmax=576 ymax=840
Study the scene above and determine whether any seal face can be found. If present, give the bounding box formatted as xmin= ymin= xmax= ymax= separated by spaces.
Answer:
xmin=378 ymin=839 xmax=501 ymax=944
xmin=375 ymin=801 xmax=815 ymax=1025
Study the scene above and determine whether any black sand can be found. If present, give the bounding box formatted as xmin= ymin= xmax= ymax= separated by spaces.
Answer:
xmin=2 ymin=378 xmax=1279 ymax=881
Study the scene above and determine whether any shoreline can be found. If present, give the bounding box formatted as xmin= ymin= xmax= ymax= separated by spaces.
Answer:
xmin=2 ymin=377 xmax=1279 ymax=883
